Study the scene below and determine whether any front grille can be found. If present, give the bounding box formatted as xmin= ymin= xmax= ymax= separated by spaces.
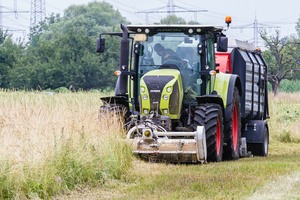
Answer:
xmin=143 ymin=76 xmax=174 ymax=114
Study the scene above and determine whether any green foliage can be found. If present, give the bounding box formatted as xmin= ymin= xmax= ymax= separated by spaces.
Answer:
xmin=155 ymin=15 xmax=200 ymax=25
xmin=158 ymin=14 xmax=187 ymax=24
xmin=280 ymin=80 xmax=300 ymax=92
xmin=0 ymin=32 xmax=25 ymax=88
xmin=277 ymin=131 xmax=300 ymax=143
xmin=261 ymin=31 xmax=300 ymax=95
xmin=54 ymin=87 xmax=70 ymax=93
xmin=269 ymin=80 xmax=300 ymax=92
xmin=296 ymin=17 xmax=300 ymax=38
xmin=2 ymin=2 xmax=125 ymax=91
xmin=278 ymin=131 xmax=292 ymax=143
xmin=64 ymin=2 xmax=127 ymax=26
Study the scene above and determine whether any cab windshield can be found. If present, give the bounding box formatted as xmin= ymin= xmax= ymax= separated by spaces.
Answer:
xmin=139 ymin=33 xmax=200 ymax=73
xmin=137 ymin=33 xmax=201 ymax=94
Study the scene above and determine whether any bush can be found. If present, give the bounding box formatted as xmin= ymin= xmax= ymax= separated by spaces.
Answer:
xmin=278 ymin=131 xmax=293 ymax=143
xmin=277 ymin=130 xmax=300 ymax=143
xmin=268 ymin=80 xmax=300 ymax=93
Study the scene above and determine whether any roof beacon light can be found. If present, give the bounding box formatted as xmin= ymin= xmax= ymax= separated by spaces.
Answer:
xmin=225 ymin=16 xmax=232 ymax=27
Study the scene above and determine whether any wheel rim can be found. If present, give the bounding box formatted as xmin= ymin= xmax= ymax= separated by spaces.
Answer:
xmin=264 ymin=129 xmax=268 ymax=155
xmin=232 ymin=104 xmax=238 ymax=151
xmin=216 ymin=118 xmax=221 ymax=155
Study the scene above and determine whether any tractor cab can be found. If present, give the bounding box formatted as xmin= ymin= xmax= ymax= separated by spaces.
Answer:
xmin=129 ymin=25 xmax=228 ymax=93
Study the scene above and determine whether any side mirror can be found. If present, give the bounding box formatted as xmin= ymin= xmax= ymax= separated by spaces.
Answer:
xmin=96 ymin=38 xmax=105 ymax=53
xmin=216 ymin=36 xmax=228 ymax=52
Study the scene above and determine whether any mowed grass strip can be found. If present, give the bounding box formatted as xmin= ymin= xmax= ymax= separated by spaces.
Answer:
xmin=56 ymin=153 xmax=300 ymax=200
xmin=55 ymin=92 xmax=300 ymax=200
xmin=0 ymin=90 xmax=133 ymax=199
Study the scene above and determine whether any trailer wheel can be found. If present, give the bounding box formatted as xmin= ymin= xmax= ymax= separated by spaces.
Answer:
xmin=250 ymin=126 xmax=269 ymax=156
xmin=224 ymin=87 xmax=241 ymax=160
xmin=194 ymin=103 xmax=224 ymax=162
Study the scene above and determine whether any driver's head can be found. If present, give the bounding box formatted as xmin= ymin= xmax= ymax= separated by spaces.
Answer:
xmin=154 ymin=43 xmax=165 ymax=56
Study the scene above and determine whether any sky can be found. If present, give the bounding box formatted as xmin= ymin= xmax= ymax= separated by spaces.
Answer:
xmin=0 ymin=0 xmax=299 ymax=47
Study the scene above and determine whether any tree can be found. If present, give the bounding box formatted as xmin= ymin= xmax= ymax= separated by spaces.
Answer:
xmin=261 ymin=30 xmax=300 ymax=95
xmin=64 ymin=2 xmax=127 ymax=26
xmin=10 ymin=2 xmax=126 ymax=90
xmin=159 ymin=15 xmax=187 ymax=24
xmin=187 ymin=20 xmax=200 ymax=25
xmin=296 ymin=17 xmax=300 ymax=38
xmin=0 ymin=30 xmax=25 ymax=88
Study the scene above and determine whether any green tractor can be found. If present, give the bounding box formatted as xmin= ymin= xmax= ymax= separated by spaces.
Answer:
xmin=97 ymin=19 xmax=269 ymax=163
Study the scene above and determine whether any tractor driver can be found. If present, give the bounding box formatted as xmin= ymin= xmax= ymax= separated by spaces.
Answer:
xmin=154 ymin=43 xmax=197 ymax=105
xmin=154 ymin=43 xmax=182 ymax=66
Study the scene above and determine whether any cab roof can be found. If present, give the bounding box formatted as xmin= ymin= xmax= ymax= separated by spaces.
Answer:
xmin=127 ymin=24 xmax=224 ymax=35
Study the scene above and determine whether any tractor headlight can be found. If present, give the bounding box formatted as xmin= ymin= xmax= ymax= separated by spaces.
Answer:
xmin=141 ymin=86 xmax=145 ymax=93
xmin=143 ymin=109 xmax=148 ymax=114
xmin=166 ymin=86 xmax=172 ymax=93
xmin=143 ymin=94 xmax=148 ymax=100
xmin=163 ymin=94 xmax=168 ymax=100
xmin=163 ymin=109 xmax=168 ymax=114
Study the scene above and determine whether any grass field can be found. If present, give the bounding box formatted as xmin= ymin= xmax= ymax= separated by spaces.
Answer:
xmin=0 ymin=90 xmax=132 ymax=199
xmin=1 ymin=91 xmax=300 ymax=199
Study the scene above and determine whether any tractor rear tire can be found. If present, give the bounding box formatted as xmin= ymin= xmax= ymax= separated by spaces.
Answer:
xmin=224 ymin=87 xmax=241 ymax=160
xmin=194 ymin=103 xmax=224 ymax=162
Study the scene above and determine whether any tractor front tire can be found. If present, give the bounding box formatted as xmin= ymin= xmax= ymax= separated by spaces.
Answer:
xmin=194 ymin=103 xmax=224 ymax=162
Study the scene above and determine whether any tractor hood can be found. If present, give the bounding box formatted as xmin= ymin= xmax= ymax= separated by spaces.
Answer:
xmin=140 ymin=69 xmax=184 ymax=119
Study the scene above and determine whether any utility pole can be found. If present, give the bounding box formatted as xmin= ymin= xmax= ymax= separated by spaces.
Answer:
xmin=0 ymin=0 xmax=3 ymax=29
xmin=231 ymin=14 xmax=280 ymax=48
xmin=30 ymin=0 xmax=46 ymax=28
xmin=167 ymin=0 xmax=175 ymax=13
xmin=137 ymin=0 xmax=207 ymax=24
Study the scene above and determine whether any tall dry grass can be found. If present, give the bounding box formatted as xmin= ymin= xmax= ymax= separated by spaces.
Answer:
xmin=268 ymin=92 xmax=300 ymax=141
xmin=0 ymin=90 xmax=133 ymax=199
xmin=267 ymin=92 xmax=300 ymax=156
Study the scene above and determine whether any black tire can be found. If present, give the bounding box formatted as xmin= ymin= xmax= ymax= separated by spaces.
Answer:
xmin=249 ymin=126 xmax=269 ymax=156
xmin=223 ymin=87 xmax=241 ymax=160
xmin=194 ymin=103 xmax=224 ymax=162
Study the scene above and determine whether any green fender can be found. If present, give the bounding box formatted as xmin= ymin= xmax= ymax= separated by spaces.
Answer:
xmin=214 ymin=73 xmax=242 ymax=122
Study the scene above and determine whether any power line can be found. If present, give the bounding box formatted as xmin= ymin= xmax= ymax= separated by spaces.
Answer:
xmin=0 ymin=0 xmax=28 ymax=36
xmin=231 ymin=14 xmax=280 ymax=47
xmin=136 ymin=0 xmax=207 ymax=24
